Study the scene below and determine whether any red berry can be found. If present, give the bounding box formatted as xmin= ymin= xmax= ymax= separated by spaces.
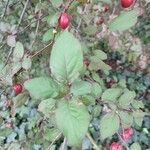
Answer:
xmin=58 ymin=13 xmax=70 ymax=29
xmin=83 ymin=58 xmax=90 ymax=67
xmin=109 ymin=142 xmax=122 ymax=150
xmin=13 ymin=83 xmax=23 ymax=94
xmin=121 ymin=0 xmax=134 ymax=8
xmin=121 ymin=128 xmax=134 ymax=141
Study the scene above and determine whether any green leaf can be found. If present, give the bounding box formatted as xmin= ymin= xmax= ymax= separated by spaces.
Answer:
xmin=130 ymin=143 xmax=141 ymax=150
xmin=91 ymin=72 xmax=105 ymax=88
xmin=22 ymin=55 xmax=32 ymax=70
xmin=51 ymin=0 xmax=63 ymax=7
xmin=119 ymin=111 xmax=133 ymax=128
xmin=71 ymin=80 xmax=92 ymax=96
xmin=131 ymin=100 xmax=144 ymax=109
xmin=93 ymin=50 xmax=107 ymax=60
xmin=13 ymin=42 xmax=24 ymax=61
xmin=81 ymin=95 xmax=95 ymax=106
xmin=0 ymin=128 xmax=12 ymax=137
xmin=50 ymin=30 xmax=83 ymax=83
xmin=91 ymin=82 xmax=102 ymax=98
xmin=83 ymin=25 xmax=97 ymax=35
xmin=133 ymin=111 xmax=145 ymax=127
xmin=92 ymin=105 xmax=102 ymax=117
xmin=24 ymin=77 xmax=59 ymax=99
xmin=44 ymin=127 xmax=61 ymax=141
xmin=100 ymin=113 xmax=120 ymax=139
xmin=109 ymin=9 xmax=140 ymax=31
xmin=47 ymin=13 xmax=59 ymax=27
xmin=12 ymin=62 xmax=22 ymax=75
xmin=55 ymin=100 xmax=90 ymax=146
xmin=118 ymin=89 xmax=136 ymax=107
xmin=38 ymin=98 xmax=56 ymax=117
xmin=89 ymin=58 xmax=111 ymax=73
xmin=43 ymin=29 xmax=53 ymax=42
xmin=13 ymin=92 xmax=28 ymax=108
xmin=102 ymin=88 xmax=122 ymax=102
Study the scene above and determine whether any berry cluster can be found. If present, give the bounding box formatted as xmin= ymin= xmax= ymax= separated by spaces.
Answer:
xmin=121 ymin=128 xmax=134 ymax=141
xmin=109 ymin=128 xmax=134 ymax=150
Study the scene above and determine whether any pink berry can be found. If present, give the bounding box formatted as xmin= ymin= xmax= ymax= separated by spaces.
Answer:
xmin=121 ymin=128 xmax=134 ymax=141
xmin=13 ymin=83 xmax=23 ymax=94
xmin=58 ymin=13 xmax=70 ymax=29
xmin=109 ymin=142 xmax=122 ymax=150
xmin=121 ymin=0 xmax=135 ymax=8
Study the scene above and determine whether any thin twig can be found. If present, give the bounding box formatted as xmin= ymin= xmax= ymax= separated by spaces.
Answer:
xmin=47 ymin=133 xmax=62 ymax=150
xmin=0 ymin=43 xmax=5 ymax=50
xmin=30 ymin=40 xmax=53 ymax=58
xmin=17 ymin=0 xmax=30 ymax=28
xmin=64 ymin=0 xmax=75 ymax=12
xmin=18 ymin=14 xmax=48 ymax=33
xmin=117 ymin=133 xmax=129 ymax=150
xmin=0 ymin=89 xmax=6 ymax=96
xmin=21 ymin=2 xmax=30 ymax=15
xmin=60 ymin=138 xmax=67 ymax=150
xmin=29 ymin=14 xmax=41 ymax=49
xmin=86 ymin=132 xmax=100 ymax=150
xmin=2 ymin=47 xmax=13 ymax=69
xmin=2 ymin=0 xmax=10 ymax=18
xmin=2 ymin=0 xmax=29 ymax=69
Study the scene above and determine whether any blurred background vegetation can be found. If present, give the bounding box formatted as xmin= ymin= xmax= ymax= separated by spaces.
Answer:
xmin=0 ymin=0 xmax=149 ymax=149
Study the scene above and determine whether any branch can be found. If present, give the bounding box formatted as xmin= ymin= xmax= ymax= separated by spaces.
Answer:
xmin=2 ymin=0 xmax=29 ymax=69
xmin=1 ymin=0 xmax=10 ymax=18
xmin=29 ymin=10 xmax=41 ymax=49
xmin=30 ymin=40 xmax=53 ymax=59
xmin=64 ymin=0 xmax=75 ymax=12
xmin=60 ymin=138 xmax=67 ymax=150
xmin=86 ymin=132 xmax=100 ymax=150
xmin=17 ymin=0 xmax=30 ymax=28
xmin=117 ymin=133 xmax=129 ymax=150
xmin=47 ymin=133 xmax=62 ymax=150
xmin=2 ymin=47 xmax=13 ymax=69
xmin=19 ymin=14 xmax=48 ymax=33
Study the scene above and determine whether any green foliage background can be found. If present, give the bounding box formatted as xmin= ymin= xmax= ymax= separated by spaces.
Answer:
xmin=0 ymin=0 xmax=150 ymax=150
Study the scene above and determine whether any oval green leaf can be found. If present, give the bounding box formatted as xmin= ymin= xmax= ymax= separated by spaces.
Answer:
xmin=100 ymin=113 xmax=120 ymax=140
xmin=24 ymin=77 xmax=59 ymax=99
xmin=55 ymin=100 xmax=90 ymax=146
xmin=50 ymin=30 xmax=83 ymax=83
xmin=109 ymin=9 xmax=140 ymax=32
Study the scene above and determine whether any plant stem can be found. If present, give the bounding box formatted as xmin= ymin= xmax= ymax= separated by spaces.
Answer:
xmin=30 ymin=40 xmax=53 ymax=59
xmin=17 ymin=0 xmax=30 ymax=28
xmin=47 ymin=133 xmax=62 ymax=150
xmin=60 ymin=138 xmax=67 ymax=150
xmin=29 ymin=0 xmax=41 ymax=49
xmin=2 ymin=0 xmax=10 ymax=18
xmin=117 ymin=133 xmax=129 ymax=150
xmin=86 ymin=132 xmax=100 ymax=150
